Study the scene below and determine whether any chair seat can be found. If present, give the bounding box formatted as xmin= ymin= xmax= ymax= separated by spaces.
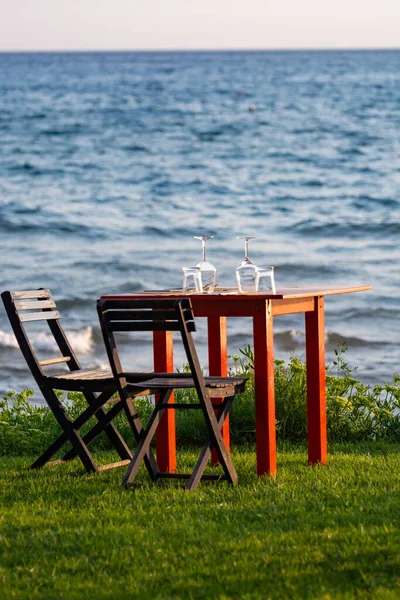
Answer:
xmin=127 ymin=376 xmax=247 ymax=398
xmin=51 ymin=368 xmax=114 ymax=381
xmin=47 ymin=368 xmax=117 ymax=392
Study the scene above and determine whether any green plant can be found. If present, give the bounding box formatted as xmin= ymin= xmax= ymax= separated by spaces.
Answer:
xmin=234 ymin=342 xmax=400 ymax=442
xmin=1 ymin=345 xmax=399 ymax=456
xmin=0 ymin=389 xmax=152 ymax=457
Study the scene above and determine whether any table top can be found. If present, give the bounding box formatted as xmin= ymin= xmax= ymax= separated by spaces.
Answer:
xmin=102 ymin=284 xmax=372 ymax=301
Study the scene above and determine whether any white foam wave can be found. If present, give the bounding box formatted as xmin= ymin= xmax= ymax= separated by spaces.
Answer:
xmin=0 ymin=330 xmax=20 ymax=349
xmin=89 ymin=359 xmax=110 ymax=371
xmin=66 ymin=327 xmax=93 ymax=354
xmin=0 ymin=326 xmax=93 ymax=354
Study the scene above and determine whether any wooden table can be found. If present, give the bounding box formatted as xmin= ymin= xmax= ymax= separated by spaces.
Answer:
xmin=101 ymin=285 xmax=371 ymax=477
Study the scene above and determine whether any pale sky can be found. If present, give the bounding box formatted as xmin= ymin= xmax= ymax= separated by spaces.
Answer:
xmin=0 ymin=0 xmax=399 ymax=51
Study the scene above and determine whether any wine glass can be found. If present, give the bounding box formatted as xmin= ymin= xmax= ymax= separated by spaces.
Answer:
xmin=236 ymin=236 xmax=258 ymax=292
xmin=194 ymin=236 xmax=217 ymax=293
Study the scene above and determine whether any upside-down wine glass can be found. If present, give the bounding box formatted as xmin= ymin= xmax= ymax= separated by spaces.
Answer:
xmin=236 ymin=236 xmax=258 ymax=292
xmin=194 ymin=236 xmax=217 ymax=293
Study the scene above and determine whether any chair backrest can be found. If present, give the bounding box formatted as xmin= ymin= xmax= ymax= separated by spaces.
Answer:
xmin=1 ymin=289 xmax=81 ymax=384
xmin=97 ymin=297 xmax=206 ymax=394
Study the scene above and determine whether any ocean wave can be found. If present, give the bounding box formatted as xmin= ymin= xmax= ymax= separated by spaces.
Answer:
xmin=8 ymin=162 xmax=65 ymax=176
xmin=326 ymin=332 xmax=386 ymax=349
xmin=40 ymin=125 xmax=82 ymax=136
xmin=0 ymin=218 xmax=107 ymax=238
xmin=350 ymin=195 xmax=399 ymax=208
xmin=329 ymin=307 xmax=400 ymax=320
xmin=0 ymin=326 xmax=93 ymax=354
xmin=300 ymin=179 xmax=324 ymax=187
xmin=123 ymin=144 xmax=150 ymax=153
xmin=195 ymin=123 xmax=244 ymax=142
xmin=273 ymin=330 xmax=385 ymax=351
xmin=276 ymin=262 xmax=351 ymax=277
xmin=24 ymin=113 xmax=47 ymax=120
xmin=0 ymin=330 xmax=19 ymax=350
xmin=289 ymin=219 xmax=400 ymax=237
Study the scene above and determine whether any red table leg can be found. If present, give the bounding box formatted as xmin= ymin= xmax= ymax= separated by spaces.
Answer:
xmin=253 ymin=300 xmax=277 ymax=477
xmin=207 ymin=316 xmax=229 ymax=464
xmin=305 ymin=296 xmax=327 ymax=465
xmin=153 ymin=330 xmax=176 ymax=473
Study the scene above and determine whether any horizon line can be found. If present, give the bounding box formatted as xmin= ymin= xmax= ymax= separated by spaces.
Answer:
xmin=0 ymin=46 xmax=399 ymax=54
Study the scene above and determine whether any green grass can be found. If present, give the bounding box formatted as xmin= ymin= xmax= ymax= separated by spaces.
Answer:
xmin=1 ymin=443 xmax=399 ymax=599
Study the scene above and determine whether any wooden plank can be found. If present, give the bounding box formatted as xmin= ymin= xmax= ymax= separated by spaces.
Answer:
xmin=39 ymin=356 xmax=71 ymax=366
xmin=188 ymin=298 xmax=255 ymax=318
xmin=20 ymin=310 xmax=60 ymax=322
xmin=208 ymin=316 xmax=230 ymax=463
xmin=98 ymin=459 xmax=131 ymax=471
xmin=305 ymin=297 xmax=327 ymax=465
xmin=11 ymin=289 xmax=51 ymax=300
xmin=109 ymin=321 xmax=195 ymax=332
xmin=273 ymin=285 xmax=372 ymax=299
xmin=101 ymin=298 xmax=191 ymax=311
xmin=272 ymin=297 xmax=315 ymax=316
xmin=101 ymin=285 xmax=372 ymax=302
xmin=105 ymin=309 xmax=185 ymax=321
xmin=15 ymin=299 xmax=56 ymax=311
xmin=252 ymin=300 xmax=277 ymax=477
xmin=51 ymin=368 xmax=112 ymax=380
xmin=154 ymin=330 xmax=176 ymax=474
xmin=128 ymin=377 xmax=240 ymax=395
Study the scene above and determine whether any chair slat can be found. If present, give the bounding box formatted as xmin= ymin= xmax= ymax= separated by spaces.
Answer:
xmin=101 ymin=298 xmax=191 ymax=311
xmin=20 ymin=310 xmax=60 ymax=322
xmin=110 ymin=321 xmax=183 ymax=332
xmin=14 ymin=299 xmax=56 ymax=311
xmin=39 ymin=356 xmax=71 ymax=366
xmin=11 ymin=289 xmax=51 ymax=300
xmin=105 ymin=309 xmax=181 ymax=322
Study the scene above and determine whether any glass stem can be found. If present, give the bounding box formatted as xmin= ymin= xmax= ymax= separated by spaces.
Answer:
xmin=244 ymin=239 xmax=249 ymax=261
xmin=202 ymin=240 xmax=206 ymax=262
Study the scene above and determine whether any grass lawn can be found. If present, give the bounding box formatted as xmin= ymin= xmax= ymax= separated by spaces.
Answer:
xmin=0 ymin=442 xmax=399 ymax=600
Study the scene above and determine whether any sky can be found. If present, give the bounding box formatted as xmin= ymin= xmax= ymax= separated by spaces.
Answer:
xmin=0 ymin=0 xmax=399 ymax=52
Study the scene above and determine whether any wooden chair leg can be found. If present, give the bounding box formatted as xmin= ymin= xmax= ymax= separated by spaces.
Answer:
xmin=61 ymin=390 xmax=132 ymax=462
xmin=122 ymin=395 xmax=160 ymax=481
xmin=32 ymin=392 xmax=127 ymax=467
xmin=82 ymin=391 xmax=132 ymax=460
xmin=186 ymin=397 xmax=236 ymax=491
xmin=196 ymin=392 xmax=238 ymax=486
xmin=41 ymin=387 xmax=98 ymax=473
xmin=62 ymin=394 xmax=159 ymax=478
xmin=30 ymin=430 xmax=70 ymax=469
xmin=61 ymin=400 xmax=129 ymax=462
xmin=68 ymin=429 xmax=99 ymax=473
xmin=122 ymin=390 xmax=172 ymax=487
xmin=31 ymin=409 xmax=120 ymax=470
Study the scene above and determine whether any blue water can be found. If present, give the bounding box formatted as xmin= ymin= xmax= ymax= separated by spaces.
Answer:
xmin=1 ymin=50 xmax=399 ymax=396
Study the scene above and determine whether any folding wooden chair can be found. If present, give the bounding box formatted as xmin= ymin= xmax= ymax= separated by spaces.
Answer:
xmin=97 ymin=297 xmax=247 ymax=491
xmin=1 ymin=289 xmax=159 ymax=475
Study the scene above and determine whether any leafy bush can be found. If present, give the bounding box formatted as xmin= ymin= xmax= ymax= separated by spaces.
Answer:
xmin=0 ymin=345 xmax=399 ymax=456
xmin=0 ymin=390 xmax=151 ymax=457
xmin=237 ymin=342 xmax=400 ymax=442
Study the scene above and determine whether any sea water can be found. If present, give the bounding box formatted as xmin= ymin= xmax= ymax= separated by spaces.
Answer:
xmin=0 ymin=50 xmax=399 ymax=397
